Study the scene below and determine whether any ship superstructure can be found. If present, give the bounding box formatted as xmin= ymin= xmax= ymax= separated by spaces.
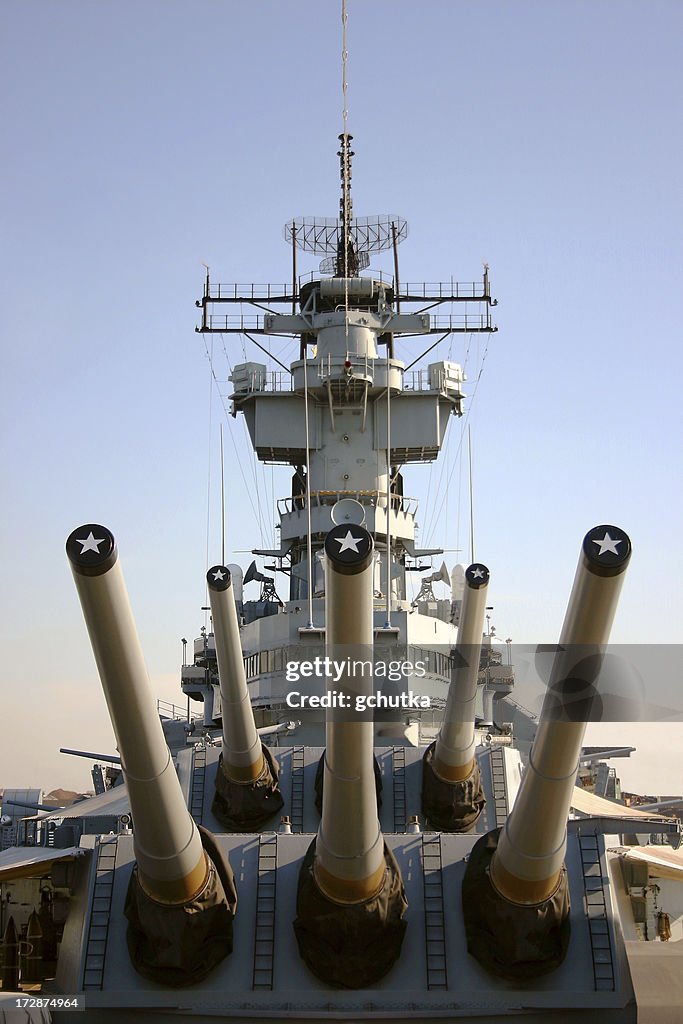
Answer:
xmin=186 ymin=132 xmax=505 ymax=741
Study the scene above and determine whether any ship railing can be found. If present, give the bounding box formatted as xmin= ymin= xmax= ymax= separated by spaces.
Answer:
xmin=400 ymin=281 xmax=489 ymax=300
xmin=264 ymin=370 xmax=294 ymax=392
xmin=202 ymin=277 xmax=491 ymax=304
xmin=204 ymin=282 xmax=294 ymax=301
xmin=205 ymin=311 xmax=494 ymax=334
xmin=230 ymin=369 xmax=293 ymax=393
xmin=423 ymin=313 xmax=495 ymax=332
xmin=277 ymin=490 xmax=418 ymax=517
xmin=157 ymin=699 xmax=202 ymax=722
xmin=403 ymin=368 xmax=464 ymax=392
xmin=235 ymin=367 xmax=455 ymax=395
xmin=297 ymin=269 xmax=395 ymax=288
xmin=203 ymin=314 xmax=269 ymax=332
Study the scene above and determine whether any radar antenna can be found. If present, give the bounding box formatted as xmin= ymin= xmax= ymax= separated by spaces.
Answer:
xmin=283 ymin=138 xmax=408 ymax=277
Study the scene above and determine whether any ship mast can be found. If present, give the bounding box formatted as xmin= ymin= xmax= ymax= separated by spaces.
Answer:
xmin=194 ymin=147 xmax=496 ymax=624
xmin=337 ymin=132 xmax=357 ymax=278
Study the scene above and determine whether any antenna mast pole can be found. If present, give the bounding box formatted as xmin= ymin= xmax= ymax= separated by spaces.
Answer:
xmin=391 ymin=220 xmax=401 ymax=314
xmin=291 ymin=225 xmax=297 ymax=314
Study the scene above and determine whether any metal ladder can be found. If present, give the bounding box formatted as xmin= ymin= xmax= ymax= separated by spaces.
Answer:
xmin=190 ymin=743 xmax=207 ymax=823
xmin=289 ymin=745 xmax=305 ymax=832
xmin=489 ymin=745 xmax=508 ymax=827
xmin=421 ymin=834 xmax=448 ymax=990
xmin=392 ymin=746 xmax=407 ymax=833
xmin=579 ymin=832 xmax=615 ymax=991
xmin=82 ymin=837 xmax=118 ymax=990
xmin=252 ymin=833 xmax=278 ymax=990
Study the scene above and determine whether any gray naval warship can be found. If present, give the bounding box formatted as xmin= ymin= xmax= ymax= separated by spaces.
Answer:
xmin=2 ymin=132 xmax=683 ymax=1023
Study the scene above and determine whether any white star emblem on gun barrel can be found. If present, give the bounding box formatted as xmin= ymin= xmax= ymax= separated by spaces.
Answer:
xmin=76 ymin=531 xmax=105 ymax=554
xmin=592 ymin=531 xmax=622 ymax=556
xmin=335 ymin=530 xmax=364 ymax=553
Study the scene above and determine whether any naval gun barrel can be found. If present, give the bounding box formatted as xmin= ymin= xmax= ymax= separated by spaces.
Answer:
xmin=315 ymin=524 xmax=384 ymax=902
xmin=66 ymin=525 xmax=208 ymax=904
xmin=60 ymin=747 xmax=122 ymax=764
xmin=3 ymin=799 xmax=66 ymax=813
xmin=434 ymin=562 xmax=489 ymax=779
xmin=422 ymin=563 xmax=489 ymax=830
xmin=490 ymin=525 xmax=632 ymax=904
xmin=206 ymin=566 xmax=264 ymax=782
xmin=294 ymin=523 xmax=407 ymax=987
xmin=462 ymin=525 xmax=632 ymax=979
xmin=206 ymin=564 xmax=284 ymax=830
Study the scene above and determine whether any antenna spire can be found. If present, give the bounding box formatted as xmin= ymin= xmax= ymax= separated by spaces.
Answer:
xmin=283 ymin=4 xmax=408 ymax=278
xmin=337 ymin=2 xmax=357 ymax=277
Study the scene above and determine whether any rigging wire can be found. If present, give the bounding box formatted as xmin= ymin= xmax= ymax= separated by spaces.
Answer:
xmin=204 ymin=336 xmax=214 ymax=630
xmin=403 ymin=330 xmax=451 ymax=372
xmin=341 ymin=0 xmax=350 ymax=325
xmin=420 ymin=333 xmax=469 ymax=544
xmin=418 ymin=333 xmax=452 ymax=542
xmin=201 ymin=332 xmax=268 ymax=544
xmin=242 ymin=395 xmax=269 ymax=548
xmin=456 ymin=415 xmax=464 ymax=563
xmin=424 ymin=328 xmax=492 ymax=545
xmin=303 ymin=347 xmax=315 ymax=628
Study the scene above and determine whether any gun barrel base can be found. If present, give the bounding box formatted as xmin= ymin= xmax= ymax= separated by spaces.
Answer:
xmin=463 ymin=828 xmax=570 ymax=980
xmin=212 ymin=745 xmax=284 ymax=831
xmin=294 ymin=839 xmax=408 ymax=988
xmin=490 ymin=856 xmax=563 ymax=906
xmin=313 ymin=859 xmax=387 ymax=905
xmin=421 ymin=743 xmax=485 ymax=832
xmin=432 ymin=753 xmax=475 ymax=783
xmin=138 ymin=851 xmax=210 ymax=906
xmin=221 ymin=751 xmax=266 ymax=784
xmin=125 ymin=827 xmax=237 ymax=986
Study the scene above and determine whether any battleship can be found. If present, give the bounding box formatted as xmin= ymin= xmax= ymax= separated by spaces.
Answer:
xmin=2 ymin=40 xmax=683 ymax=1024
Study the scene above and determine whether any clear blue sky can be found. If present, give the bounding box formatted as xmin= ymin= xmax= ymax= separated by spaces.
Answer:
xmin=1 ymin=1 xmax=681 ymax=794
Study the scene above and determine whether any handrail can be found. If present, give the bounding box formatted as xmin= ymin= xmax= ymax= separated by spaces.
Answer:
xmin=157 ymin=699 xmax=202 ymax=722
xmin=277 ymin=489 xmax=418 ymax=517
xmin=203 ymin=278 xmax=490 ymax=302
xmin=400 ymin=281 xmax=488 ymax=299
xmin=204 ymin=312 xmax=494 ymax=333
xmin=205 ymin=283 xmax=294 ymax=301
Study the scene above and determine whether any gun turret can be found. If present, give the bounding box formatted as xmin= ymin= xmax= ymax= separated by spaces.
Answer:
xmin=422 ymin=562 xmax=489 ymax=830
xmin=66 ymin=525 xmax=236 ymax=985
xmin=293 ymin=524 xmax=408 ymax=988
xmin=463 ymin=525 xmax=632 ymax=979
xmin=206 ymin=565 xmax=283 ymax=829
